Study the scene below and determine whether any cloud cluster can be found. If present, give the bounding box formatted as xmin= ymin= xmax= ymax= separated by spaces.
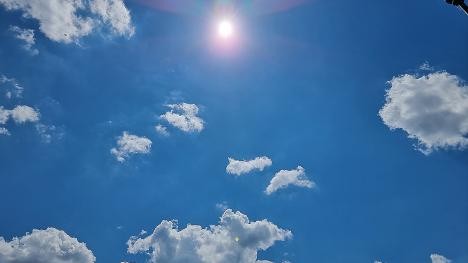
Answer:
xmin=265 ymin=166 xmax=315 ymax=195
xmin=10 ymin=26 xmax=39 ymax=55
xmin=36 ymin=123 xmax=65 ymax=143
xmin=0 ymin=0 xmax=134 ymax=44
xmin=0 ymin=228 xmax=96 ymax=263
xmin=127 ymin=209 xmax=292 ymax=263
xmin=226 ymin=156 xmax=273 ymax=176
xmin=160 ymin=103 xmax=204 ymax=133
xmin=379 ymin=72 xmax=468 ymax=154
xmin=111 ymin=131 xmax=152 ymax=162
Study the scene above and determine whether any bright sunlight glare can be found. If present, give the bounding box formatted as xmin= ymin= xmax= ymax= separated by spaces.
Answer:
xmin=218 ymin=19 xmax=234 ymax=38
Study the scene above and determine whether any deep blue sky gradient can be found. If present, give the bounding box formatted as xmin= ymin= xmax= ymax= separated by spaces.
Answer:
xmin=0 ymin=0 xmax=467 ymax=262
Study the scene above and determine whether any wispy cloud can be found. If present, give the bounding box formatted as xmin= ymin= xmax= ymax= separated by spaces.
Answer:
xmin=0 ymin=75 xmax=23 ymax=99
xmin=155 ymin=124 xmax=170 ymax=136
xmin=10 ymin=26 xmax=39 ymax=55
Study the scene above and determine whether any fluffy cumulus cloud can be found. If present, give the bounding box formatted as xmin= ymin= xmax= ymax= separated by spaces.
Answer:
xmin=10 ymin=26 xmax=38 ymax=55
xmin=226 ymin=156 xmax=273 ymax=176
xmin=127 ymin=209 xmax=292 ymax=263
xmin=379 ymin=71 xmax=468 ymax=154
xmin=431 ymin=254 xmax=451 ymax=263
xmin=111 ymin=131 xmax=152 ymax=162
xmin=265 ymin=166 xmax=315 ymax=195
xmin=160 ymin=103 xmax=204 ymax=133
xmin=0 ymin=228 xmax=96 ymax=263
xmin=9 ymin=105 xmax=40 ymax=123
xmin=0 ymin=0 xmax=134 ymax=44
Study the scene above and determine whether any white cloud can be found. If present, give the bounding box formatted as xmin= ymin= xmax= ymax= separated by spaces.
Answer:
xmin=265 ymin=166 xmax=315 ymax=195
xmin=0 ymin=127 xmax=10 ymax=136
xmin=226 ymin=156 xmax=272 ymax=176
xmin=0 ymin=75 xmax=23 ymax=99
xmin=431 ymin=254 xmax=451 ymax=263
xmin=111 ymin=131 xmax=152 ymax=162
xmin=215 ymin=201 xmax=229 ymax=211
xmin=419 ymin=62 xmax=434 ymax=71
xmin=0 ymin=0 xmax=134 ymax=44
xmin=90 ymin=0 xmax=134 ymax=37
xmin=0 ymin=105 xmax=40 ymax=125
xmin=379 ymin=71 xmax=468 ymax=154
xmin=0 ymin=228 xmax=96 ymax=263
xmin=155 ymin=124 xmax=170 ymax=136
xmin=9 ymin=105 xmax=40 ymax=124
xmin=160 ymin=103 xmax=204 ymax=133
xmin=10 ymin=25 xmax=39 ymax=55
xmin=0 ymin=106 xmax=9 ymax=125
xmin=127 ymin=209 xmax=292 ymax=263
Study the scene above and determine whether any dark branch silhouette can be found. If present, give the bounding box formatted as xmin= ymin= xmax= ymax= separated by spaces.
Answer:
xmin=446 ymin=0 xmax=468 ymax=15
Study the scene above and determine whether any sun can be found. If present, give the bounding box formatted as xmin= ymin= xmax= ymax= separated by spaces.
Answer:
xmin=217 ymin=19 xmax=234 ymax=38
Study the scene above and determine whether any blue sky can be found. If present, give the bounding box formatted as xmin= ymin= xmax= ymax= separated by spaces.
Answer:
xmin=0 ymin=0 xmax=467 ymax=263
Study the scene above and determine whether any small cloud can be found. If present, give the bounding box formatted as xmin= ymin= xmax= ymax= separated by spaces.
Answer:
xmin=215 ymin=201 xmax=229 ymax=211
xmin=160 ymin=103 xmax=204 ymax=133
xmin=10 ymin=25 xmax=39 ymax=55
xmin=431 ymin=254 xmax=451 ymax=263
xmin=0 ymin=127 xmax=10 ymax=136
xmin=419 ymin=61 xmax=434 ymax=71
xmin=0 ymin=75 xmax=23 ymax=99
xmin=226 ymin=156 xmax=272 ymax=176
xmin=0 ymin=106 xmax=10 ymax=125
xmin=116 ymin=225 xmax=124 ymax=230
xmin=155 ymin=124 xmax=169 ymax=136
xmin=111 ymin=131 xmax=152 ymax=162
xmin=265 ymin=166 xmax=315 ymax=195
